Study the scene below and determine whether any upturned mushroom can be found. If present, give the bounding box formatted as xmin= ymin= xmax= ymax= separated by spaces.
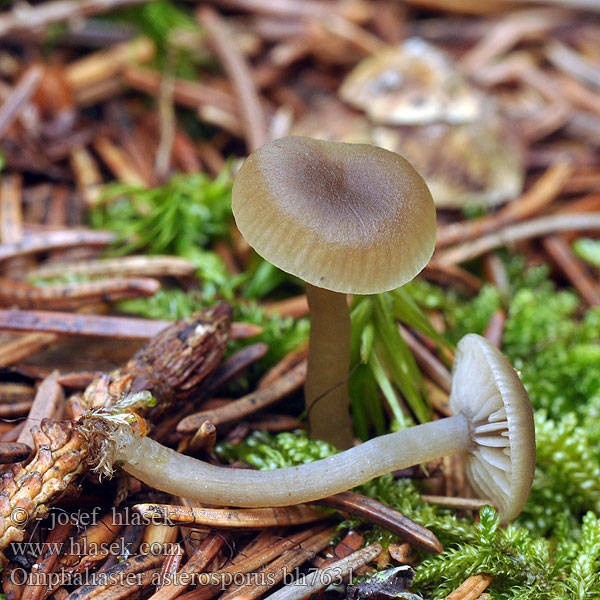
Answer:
xmin=84 ymin=333 xmax=536 ymax=522
xmin=231 ymin=136 xmax=436 ymax=448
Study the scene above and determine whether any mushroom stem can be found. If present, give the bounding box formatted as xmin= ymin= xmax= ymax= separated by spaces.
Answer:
xmin=304 ymin=283 xmax=354 ymax=449
xmin=111 ymin=414 xmax=470 ymax=507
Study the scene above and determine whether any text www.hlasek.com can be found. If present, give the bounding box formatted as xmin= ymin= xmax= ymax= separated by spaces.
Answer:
xmin=10 ymin=567 xmax=350 ymax=588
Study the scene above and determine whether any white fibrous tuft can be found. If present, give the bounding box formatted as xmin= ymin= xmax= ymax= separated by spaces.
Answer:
xmin=77 ymin=391 xmax=153 ymax=479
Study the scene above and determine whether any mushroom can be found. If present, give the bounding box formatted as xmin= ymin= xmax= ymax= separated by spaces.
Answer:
xmin=85 ymin=333 xmax=536 ymax=522
xmin=231 ymin=136 xmax=436 ymax=448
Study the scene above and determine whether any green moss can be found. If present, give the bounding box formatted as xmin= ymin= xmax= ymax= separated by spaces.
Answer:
xmin=573 ymin=238 xmax=600 ymax=268
xmin=405 ymin=280 xmax=501 ymax=345
xmin=90 ymin=170 xmax=233 ymax=259
xmin=502 ymin=290 xmax=600 ymax=419
xmin=521 ymin=411 xmax=600 ymax=536
xmin=217 ymin=430 xmax=600 ymax=599
xmin=110 ymin=0 xmax=210 ymax=78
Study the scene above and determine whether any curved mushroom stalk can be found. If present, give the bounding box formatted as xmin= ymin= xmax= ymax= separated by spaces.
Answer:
xmin=82 ymin=335 xmax=535 ymax=523
xmin=110 ymin=414 xmax=469 ymax=506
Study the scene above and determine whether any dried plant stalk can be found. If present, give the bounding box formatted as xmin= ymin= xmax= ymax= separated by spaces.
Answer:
xmin=134 ymin=504 xmax=326 ymax=529
xmin=0 ymin=277 xmax=161 ymax=310
xmin=315 ymin=491 xmax=442 ymax=554
xmin=0 ymin=443 xmax=32 ymax=463
xmin=177 ymin=360 xmax=306 ymax=431
xmin=0 ymin=332 xmax=59 ymax=367
xmin=0 ymin=309 xmax=258 ymax=340
xmin=443 ymin=574 xmax=493 ymax=600
xmin=0 ymin=229 xmax=115 ymax=263
xmin=28 ymin=255 xmax=196 ymax=281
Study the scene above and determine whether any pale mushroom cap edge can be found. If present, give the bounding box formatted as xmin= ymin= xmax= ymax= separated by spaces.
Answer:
xmin=450 ymin=333 xmax=536 ymax=522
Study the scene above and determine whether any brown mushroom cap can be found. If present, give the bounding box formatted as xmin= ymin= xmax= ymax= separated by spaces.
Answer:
xmin=450 ymin=334 xmax=536 ymax=522
xmin=232 ymin=136 xmax=436 ymax=294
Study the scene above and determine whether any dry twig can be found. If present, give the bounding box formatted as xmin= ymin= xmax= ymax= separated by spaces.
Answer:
xmin=134 ymin=504 xmax=325 ymax=530
xmin=315 ymin=491 xmax=443 ymax=554
xmin=177 ymin=360 xmax=306 ymax=431
xmin=443 ymin=574 xmax=493 ymax=600
xmin=435 ymin=213 xmax=600 ymax=266
xmin=198 ymin=6 xmax=267 ymax=152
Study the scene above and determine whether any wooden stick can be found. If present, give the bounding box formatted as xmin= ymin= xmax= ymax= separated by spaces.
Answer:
xmin=172 ymin=128 xmax=204 ymax=174
xmin=155 ymin=63 xmax=177 ymax=181
xmin=0 ymin=309 xmax=261 ymax=340
xmin=135 ymin=504 xmax=325 ymax=529
xmin=505 ymin=0 xmax=600 ymax=9
xmin=542 ymin=235 xmax=600 ymax=306
xmin=0 ymin=442 xmax=32 ymax=463
xmin=422 ymin=264 xmax=482 ymax=296
xmin=177 ymin=527 xmax=328 ymax=600
xmin=155 ymin=546 xmax=184 ymax=591
xmin=318 ymin=530 xmax=364 ymax=568
xmin=435 ymin=213 xmax=600 ymax=266
xmin=399 ymin=326 xmax=452 ymax=394
xmin=65 ymin=554 xmax=165 ymax=600
xmin=0 ymin=332 xmax=59 ymax=367
xmin=70 ymin=146 xmax=104 ymax=207
xmin=17 ymin=371 xmax=64 ymax=448
xmin=177 ymin=359 xmax=306 ymax=431
xmin=0 ymin=277 xmax=160 ymax=310
xmin=556 ymin=74 xmax=600 ymax=119
xmin=247 ymin=413 xmax=303 ymax=431
xmin=204 ymin=342 xmax=269 ymax=395
xmin=218 ymin=527 xmax=337 ymax=600
xmin=124 ymin=67 xmax=239 ymax=119
xmin=198 ymin=6 xmax=267 ymax=152
xmin=28 ymin=255 xmax=197 ymax=280
xmin=436 ymin=162 xmax=572 ymax=248
xmin=0 ymin=229 xmax=115 ymax=263
xmin=264 ymin=295 xmax=309 ymax=319
xmin=96 ymin=522 xmax=145 ymax=574
xmin=0 ymin=173 xmax=31 ymax=280
xmin=0 ymin=0 xmax=150 ymax=37
xmin=94 ymin=136 xmax=149 ymax=186
xmin=150 ymin=534 xmax=225 ymax=600
xmin=460 ymin=8 xmax=564 ymax=75
xmin=0 ymin=421 xmax=24 ymax=443
xmin=66 ymin=37 xmax=155 ymax=94
xmin=443 ymin=574 xmax=493 ymax=600
xmin=0 ymin=382 xmax=34 ymax=402
xmin=21 ymin=523 xmax=75 ymax=600
xmin=0 ymin=400 xmax=34 ymax=418
xmin=422 ymin=495 xmax=494 ymax=511
xmin=315 ymin=491 xmax=443 ymax=554
xmin=483 ymin=254 xmax=510 ymax=300
xmin=208 ymin=0 xmax=370 ymax=22
xmin=484 ymin=309 xmax=506 ymax=348
xmin=0 ymin=65 xmax=43 ymax=136
xmin=261 ymin=544 xmax=382 ymax=600
xmin=546 ymin=40 xmax=600 ymax=90
xmin=257 ymin=343 xmax=308 ymax=389
xmin=0 ymin=174 xmax=24 ymax=244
